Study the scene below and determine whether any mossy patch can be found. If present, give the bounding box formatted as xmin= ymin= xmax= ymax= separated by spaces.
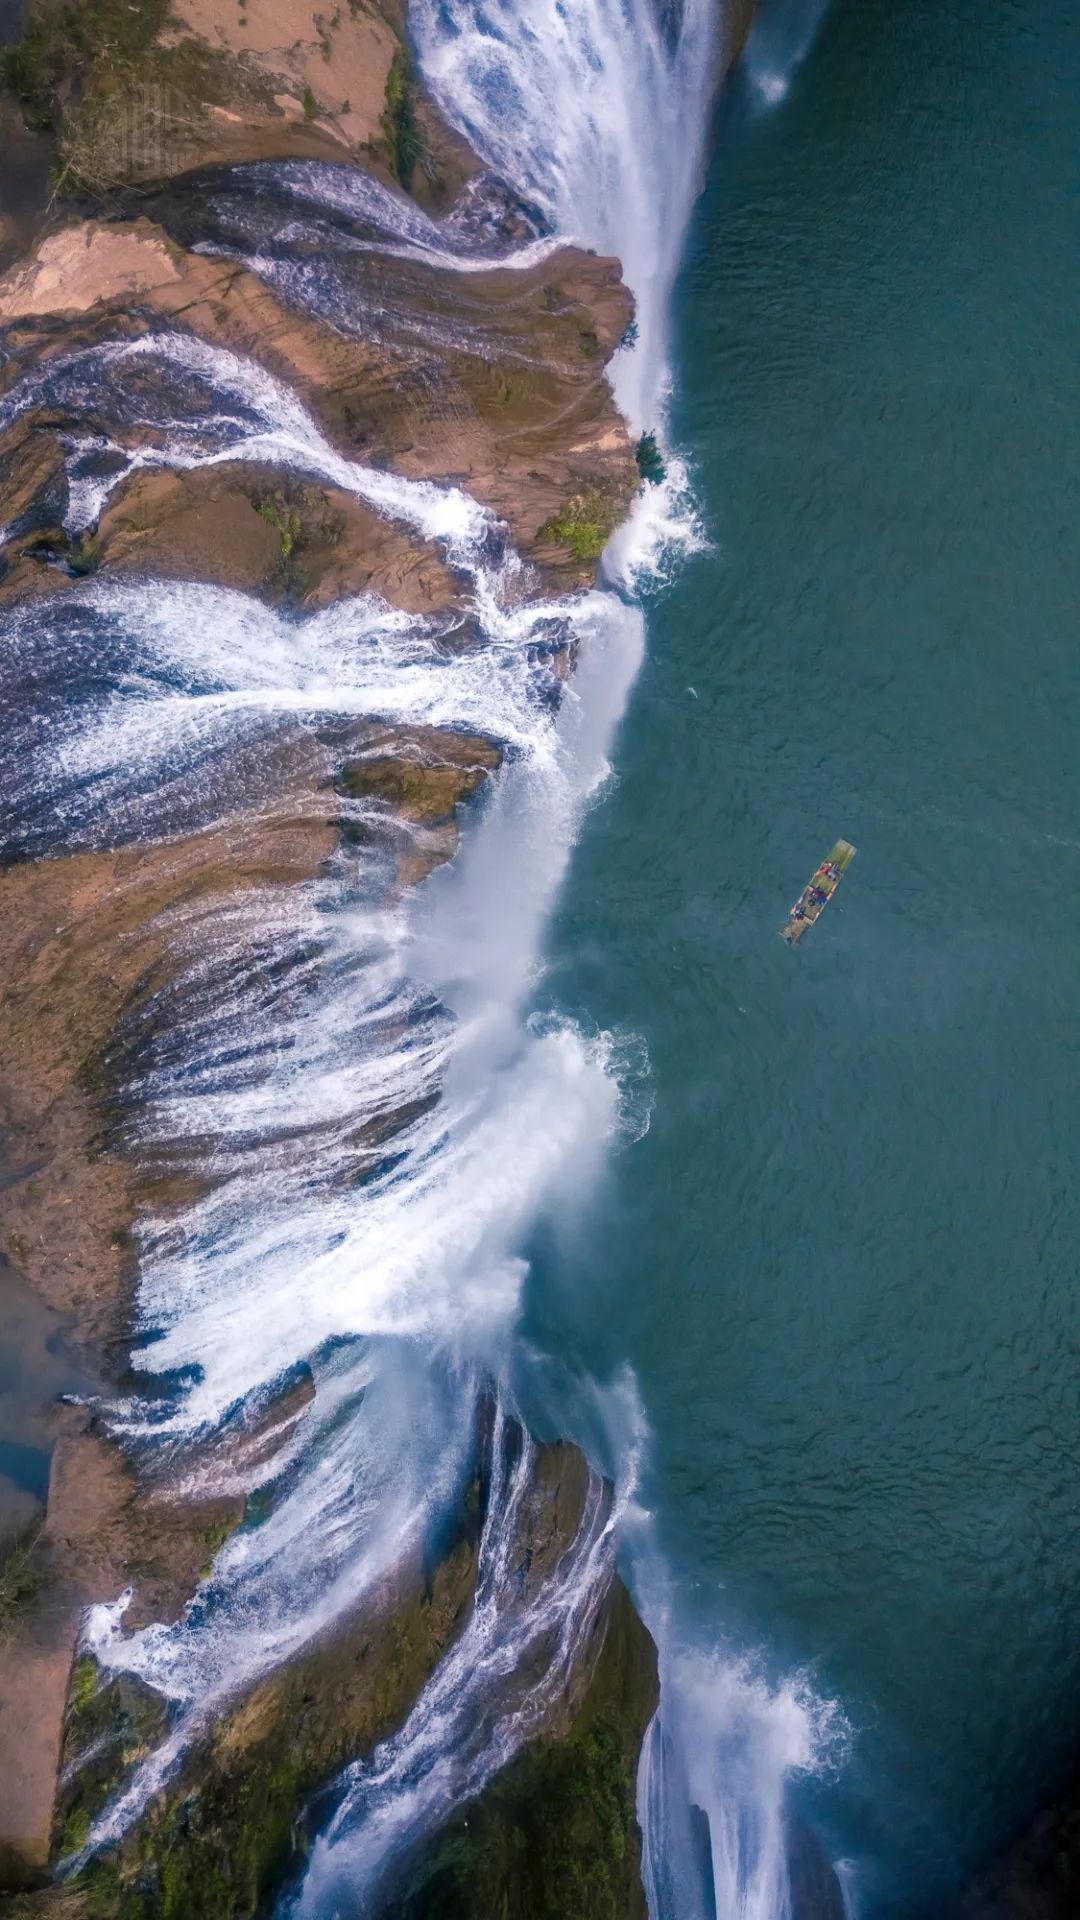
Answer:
xmin=386 ymin=1721 xmax=637 ymax=1920
xmin=58 ymin=1534 xmax=479 ymax=1919
xmin=69 ymin=533 xmax=102 ymax=577
xmin=2 ymin=0 xmax=275 ymax=189
xmin=69 ymin=1654 xmax=99 ymax=1715
xmin=381 ymin=1578 xmax=657 ymax=1920
xmin=250 ymin=482 xmax=343 ymax=600
xmin=537 ymin=488 xmax=619 ymax=564
xmin=381 ymin=45 xmax=422 ymax=191
xmin=338 ymin=751 xmax=495 ymax=824
xmin=0 ymin=0 xmax=170 ymax=129
xmin=256 ymin=497 xmax=302 ymax=561
xmin=57 ymin=40 xmax=274 ymax=192
xmin=198 ymin=1515 xmax=238 ymax=1581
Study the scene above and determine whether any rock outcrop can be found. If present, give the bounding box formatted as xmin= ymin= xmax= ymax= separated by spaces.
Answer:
xmin=0 ymin=0 xmax=758 ymax=1910
xmin=952 ymin=1775 xmax=1080 ymax=1920
xmin=382 ymin=1577 xmax=659 ymax=1920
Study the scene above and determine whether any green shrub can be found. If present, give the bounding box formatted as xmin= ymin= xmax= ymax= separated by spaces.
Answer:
xmin=257 ymin=498 xmax=302 ymax=559
xmin=381 ymin=47 xmax=421 ymax=191
xmin=537 ymin=488 xmax=616 ymax=564
xmin=635 ymin=430 xmax=666 ymax=486
xmin=301 ymin=82 xmax=317 ymax=120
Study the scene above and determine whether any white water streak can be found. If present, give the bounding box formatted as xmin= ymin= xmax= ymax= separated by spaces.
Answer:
xmin=410 ymin=0 xmax=719 ymax=427
xmin=293 ymin=1406 xmax=637 ymax=1918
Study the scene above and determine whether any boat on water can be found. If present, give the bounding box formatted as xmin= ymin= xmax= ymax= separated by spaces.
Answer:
xmin=780 ymin=840 xmax=856 ymax=944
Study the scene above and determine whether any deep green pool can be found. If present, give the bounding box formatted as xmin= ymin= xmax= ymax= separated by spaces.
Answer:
xmin=526 ymin=1 xmax=1080 ymax=1910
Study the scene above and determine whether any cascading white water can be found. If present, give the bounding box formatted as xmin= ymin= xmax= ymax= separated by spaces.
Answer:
xmin=0 ymin=1 xmax=846 ymax=1910
xmin=409 ymin=0 xmax=719 ymax=428
xmin=291 ymin=1406 xmax=628 ymax=1919
xmin=2 ymin=284 xmax=646 ymax=1871
xmin=404 ymin=8 xmax=847 ymax=1920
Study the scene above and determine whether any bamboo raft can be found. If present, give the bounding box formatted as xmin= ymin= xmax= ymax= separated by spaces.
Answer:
xmin=780 ymin=840 xmax=856 ymax=944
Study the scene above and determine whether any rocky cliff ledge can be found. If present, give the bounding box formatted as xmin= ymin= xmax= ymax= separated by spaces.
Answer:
xmin=0 ymin=0 xmax=758 ymax=1914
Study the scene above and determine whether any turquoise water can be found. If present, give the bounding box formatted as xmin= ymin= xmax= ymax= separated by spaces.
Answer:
xmin=526 ymin=1 xmax=1080 ymax=1912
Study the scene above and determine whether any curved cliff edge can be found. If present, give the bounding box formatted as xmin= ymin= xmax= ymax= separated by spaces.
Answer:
xmin=0 ymin=4 xmax=844 ymax=1918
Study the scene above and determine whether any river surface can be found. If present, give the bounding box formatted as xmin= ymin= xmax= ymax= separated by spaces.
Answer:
xmin=524 ymin=0 xmax=1080 ymax=1914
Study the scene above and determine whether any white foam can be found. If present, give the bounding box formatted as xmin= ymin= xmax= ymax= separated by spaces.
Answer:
xmin=634 ymin=1565 xmax=851 ymax=1920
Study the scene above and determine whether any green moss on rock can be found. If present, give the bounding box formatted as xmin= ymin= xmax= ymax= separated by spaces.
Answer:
xmin=338 ymin=746 xmax=497 ymax=824
xmin=537 ymin=489 xmax=619 ymax=565
xmin=389 ymin=1722 xmax=636 ymax=1920
xmin=59 ymin=1535 xmax=479 ymax=1919
xmin=2 ymin=0 xmax=275 ymax=188
xmin=382 ymin=1580 xmax=658 ymax=1920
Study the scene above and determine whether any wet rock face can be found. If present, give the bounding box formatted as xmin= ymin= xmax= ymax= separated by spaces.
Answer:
xmin=48 ymin=1417 xmax=638 ymax=1920
xmin=951 ymin=1775 xmax=1080 ymax=1920
xmin=380 ymin=1576 xmax=659 ymax=1920
xmin=0 ymin=207 xmax=635 ymax=600
xmin=786 ymin=1816 xmax=847 ymax=1920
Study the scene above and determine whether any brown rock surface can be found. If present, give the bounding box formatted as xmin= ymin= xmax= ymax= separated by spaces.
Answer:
xmin=0 ymin=789 xmax=340 ymax=1337
xmin=952 ymin=1773 xmax=1080 ymax=1920
xmin=0 ymin=216 xmax=636 ymax=597
xmin=0 ymin=1406 xmax=244 ymax=1889
xmin=93 ymin=467 xmax=460 ymax=613
xmin=1 ymin=0 xmax=471 ymax=198
xmin=50 ymin=1422 xmax=633 ymax=1920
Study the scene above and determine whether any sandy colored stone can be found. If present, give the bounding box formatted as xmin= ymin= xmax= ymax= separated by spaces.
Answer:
xmin=0 ymin=225 xmax=183 ymax=322
xmin=167 ymin=0 xmax=397 ymax=153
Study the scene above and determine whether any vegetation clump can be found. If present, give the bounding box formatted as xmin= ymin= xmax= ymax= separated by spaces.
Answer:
xmin=256 ymin=497 xmax=303 ymax=561
xmin=68 ymin=532 xmax=102 ymax=576
xmin=1 ymin=0 xmax=273 ymax=190
xmin=301 ymin=82 xmax=317 ymax=121
xmin=0 ymin=1526 xmax=42 ymax=1639
xmin=69 ymin=1654 xmax=99 ymax=1715
xmin=0 ymin=0 xmax=169 ymax=129
xmin=537 ymin=488 xmax=618 ymax=564
xmin=381 ymin=46 xmax=422 ymax=191
xmin=635 ymin=430 xmax=666 ymax=486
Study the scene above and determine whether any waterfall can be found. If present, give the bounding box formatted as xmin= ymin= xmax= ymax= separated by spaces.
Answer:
xmin=0 ymin=0 xmax=848 ymax=1911
xmin=409 ymin=0 xmax=719 ymax=427
xmin=291 ymin=1407 xmax=625 ymax=1919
